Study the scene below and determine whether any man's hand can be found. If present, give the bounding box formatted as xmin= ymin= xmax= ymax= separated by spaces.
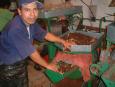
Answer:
xmin=61 ymin=40 xmax=75 ymax=51
xmin=46 ymin=63 xmax=58 ymax=72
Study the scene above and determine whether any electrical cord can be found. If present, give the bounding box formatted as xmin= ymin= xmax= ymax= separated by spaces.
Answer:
xmin=80 ymin=0 xmax=95 ymax=21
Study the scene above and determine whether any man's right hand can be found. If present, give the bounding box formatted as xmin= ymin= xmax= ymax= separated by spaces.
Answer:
xmin=46 ymin=63 xmax=59 ymax=72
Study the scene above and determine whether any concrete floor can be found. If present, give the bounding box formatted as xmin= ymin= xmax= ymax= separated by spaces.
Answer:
xmin=28 ymin=60 xmax=51 ymax=87
xmin=28 ymin=60 xmax=99 ymax=87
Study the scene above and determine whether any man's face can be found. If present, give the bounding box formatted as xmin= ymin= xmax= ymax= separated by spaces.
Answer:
xmin=18 ymin=2 xmax=39 ymax=25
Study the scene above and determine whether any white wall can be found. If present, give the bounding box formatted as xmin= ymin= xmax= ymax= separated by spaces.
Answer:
xmin=45 ymin=0 xmax=115 ymax=28
xmin=71 ymin=0 xmax=115 ymax=28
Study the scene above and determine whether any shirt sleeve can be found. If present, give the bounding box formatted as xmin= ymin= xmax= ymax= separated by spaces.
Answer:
xmin=33 ymin=23 xmax=47 ymax=42
xmin=9 ymin=28 xmax=36 ymax=58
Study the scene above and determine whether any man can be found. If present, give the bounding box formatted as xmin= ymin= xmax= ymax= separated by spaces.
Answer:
xmin=0 ymin=0 xmax=74 ymax=87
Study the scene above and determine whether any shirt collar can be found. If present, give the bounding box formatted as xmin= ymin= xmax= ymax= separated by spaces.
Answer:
xmin=18 ymin=15 xmax=30 ymax=28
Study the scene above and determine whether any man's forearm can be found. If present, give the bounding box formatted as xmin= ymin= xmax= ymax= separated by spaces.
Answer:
xmin=44 ymin=32 xmax=75 ymax=49
xmin=45 ymin=32 xmax=65 ymax=44
xmin=30 ymin=50 xmax=48 ymax=68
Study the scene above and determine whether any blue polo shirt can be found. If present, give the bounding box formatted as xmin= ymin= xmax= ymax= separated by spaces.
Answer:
xmin=0 ymin=15 xmax=47 ymax=65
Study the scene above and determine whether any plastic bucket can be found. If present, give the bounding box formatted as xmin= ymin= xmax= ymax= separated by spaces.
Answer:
xmin=44 ymin=68 xmax=82 ymax=83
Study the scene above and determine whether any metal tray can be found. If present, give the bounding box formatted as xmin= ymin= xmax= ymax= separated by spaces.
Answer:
xmin=55 ymin=31 xmax=103 ymax=52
